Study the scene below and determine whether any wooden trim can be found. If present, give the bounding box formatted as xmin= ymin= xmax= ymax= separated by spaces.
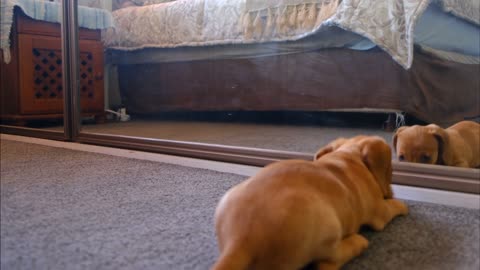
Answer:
xmin=76 ymin=132 xmax=479 ymax=194
xmin=0 ymin=125 xmax=66 ymax=141
xmin=393 ymin=161 xmax=480 ymax=179
xmin=0 ymin=113 xmax=98 ymax=121
xmin=76 ymin=132 xmax=308 ymax=166
xmin=392 ymin=162 xmax=480 ymax=194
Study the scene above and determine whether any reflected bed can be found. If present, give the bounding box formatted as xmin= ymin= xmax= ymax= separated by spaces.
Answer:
xmin=105 ymin=0 xmax=480 ymax=126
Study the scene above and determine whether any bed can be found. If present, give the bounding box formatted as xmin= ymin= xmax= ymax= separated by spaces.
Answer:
xmin=104 ymin=0 xmax=480 ymax=126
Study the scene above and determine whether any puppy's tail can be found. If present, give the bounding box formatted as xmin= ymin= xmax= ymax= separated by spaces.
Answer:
xmin=210 ymin=246 xmax=251 ymax=270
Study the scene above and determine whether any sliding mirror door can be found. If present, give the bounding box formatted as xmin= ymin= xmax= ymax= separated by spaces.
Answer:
xmin=0 ymin=0 xmax=70 ymax=138
xmin=80 ymin=0 xmax=399 ymax=150
xmin=73 ymin=0 xmax=478 ymax=191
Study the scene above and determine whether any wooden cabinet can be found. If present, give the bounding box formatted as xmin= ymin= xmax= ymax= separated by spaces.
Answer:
xmin=0 ymin=10 xmax=104 ymax=125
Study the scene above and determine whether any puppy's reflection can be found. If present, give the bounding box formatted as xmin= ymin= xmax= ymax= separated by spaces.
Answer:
xmin=393 ymin=121 xmax=480 ymax=168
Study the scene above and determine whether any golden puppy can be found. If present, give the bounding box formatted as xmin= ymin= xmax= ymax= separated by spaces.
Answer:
xmin=393 ymin=121 xmax=480 ymax=168
xmin=212 ymin=136 xmax=408 ymax=270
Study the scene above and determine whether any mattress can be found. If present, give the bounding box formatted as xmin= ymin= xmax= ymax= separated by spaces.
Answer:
xmin=106 ymin=26 xmax=366 ymax=65
xmin=104 ymin=0 xmax=431 ymax=68
xmin=104 ymin=0 xmax=479 ymax=68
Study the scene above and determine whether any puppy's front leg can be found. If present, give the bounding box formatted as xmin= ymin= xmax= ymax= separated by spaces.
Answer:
xmin=369 ymin=199 xmax=408 ymax=231
xmin=452 ymin=160 xmax=470 ymax=168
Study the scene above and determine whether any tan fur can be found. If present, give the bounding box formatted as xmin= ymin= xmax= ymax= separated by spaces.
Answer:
xmin=393 ymin=121 xmax=480 ymax=168
xmin=212 ymin=136 xmax=408 ymax=270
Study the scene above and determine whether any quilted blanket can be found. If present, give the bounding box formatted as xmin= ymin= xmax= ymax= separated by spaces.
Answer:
xmin=104 ymin=0 xmax=339 ymax=50
xmin=330 ymin=0 xmax=431 ymax=69
xmin=434 ymin=0 xmax=480 ymax=25
xmin=104 ymin=0 xmax=437 ymax=68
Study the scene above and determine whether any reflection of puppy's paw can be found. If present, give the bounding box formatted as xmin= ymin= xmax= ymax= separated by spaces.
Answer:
xmin=453 ymin=160 xmax=470 ymax=168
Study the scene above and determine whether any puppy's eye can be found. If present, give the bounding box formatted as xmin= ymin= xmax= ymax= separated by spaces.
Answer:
xmin=420 ymin=155 xmax=431 ymax=163
xmin=398 ymin=155 xmax=405 ymax=161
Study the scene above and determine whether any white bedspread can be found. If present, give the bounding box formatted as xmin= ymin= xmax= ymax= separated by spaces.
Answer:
xmin=103 ymin=0 xmax=462 ymax=69
xmin=329 ymin=0 xmax=430 ymax=69
xmin=104 ymin=0 xmax=339 ymax=50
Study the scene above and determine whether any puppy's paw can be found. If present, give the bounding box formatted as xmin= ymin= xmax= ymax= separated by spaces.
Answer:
xmin=390 ymin=199 xmax=409 ymax=216
xmin=316 ymin=262 xmax=340 ymax=270
xmin=342 ymin=234 xmax=369 ymax=256
xmin=453 ymin=160 xmax=470 ymax=168
xmin=351 ymin=234 xmax=369 ymax=251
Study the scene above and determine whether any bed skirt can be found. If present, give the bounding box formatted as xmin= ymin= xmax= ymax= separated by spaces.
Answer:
xmin=116 ymin=47 xmax=479 ymax=127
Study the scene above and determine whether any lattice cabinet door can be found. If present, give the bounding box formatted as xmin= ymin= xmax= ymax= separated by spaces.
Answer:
xmin=18 ymin=34 xmax=104 ymax=115
xmin=78 ymin=39 xmax=104 ymax=114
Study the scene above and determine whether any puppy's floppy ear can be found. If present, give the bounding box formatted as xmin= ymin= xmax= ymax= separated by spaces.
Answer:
xmin=392 ymin=126 xmax=408 ymax=153
xmin=427 ymin=124 xmax=448 ymax=165
xmin=314 ymin=146 xmax=334 ymax=161
xmin=314 ymin=138 xmax=347 ymax=161
xmin=361 ymin=138 xmax=394 ymax=198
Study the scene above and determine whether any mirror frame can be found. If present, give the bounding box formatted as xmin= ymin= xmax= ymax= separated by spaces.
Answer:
xmin=77 ymin=132 xmax=479 ymax=194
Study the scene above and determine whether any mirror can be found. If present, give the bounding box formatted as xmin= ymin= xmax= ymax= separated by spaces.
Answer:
xmin=45 ymin=1 xmax=480 ymax=172
xmin=0 ymin=1 xmax=67 ymax=135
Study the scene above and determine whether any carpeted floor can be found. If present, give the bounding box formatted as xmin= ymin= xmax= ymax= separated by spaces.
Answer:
xmin=1 ymin=140 xmax=479 ymax=270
